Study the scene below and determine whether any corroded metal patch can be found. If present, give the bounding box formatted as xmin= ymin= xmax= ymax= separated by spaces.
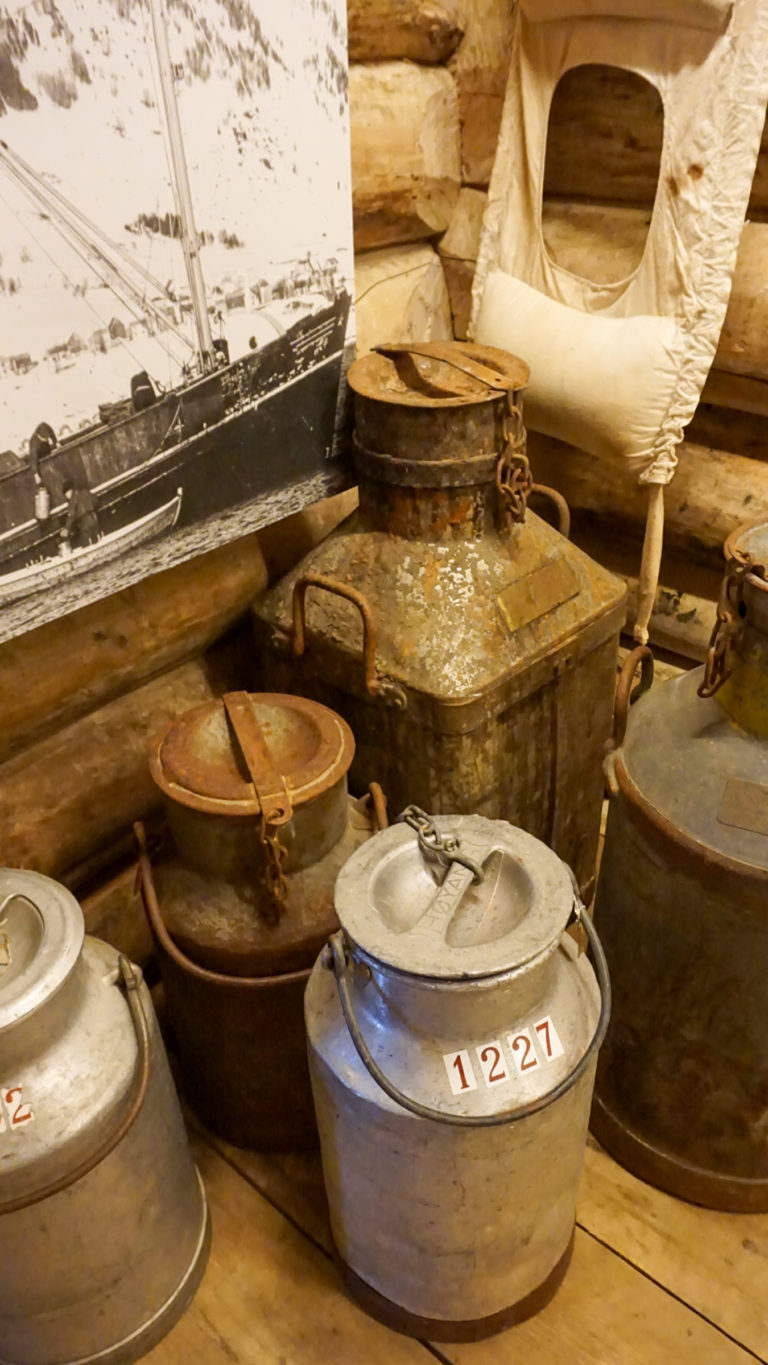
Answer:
xmin=496 ymin=558 xmax=579 ymax=634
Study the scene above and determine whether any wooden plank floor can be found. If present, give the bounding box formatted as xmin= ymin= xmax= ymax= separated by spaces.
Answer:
xmin=144 ymin=1121 xmax=768 ymax=1365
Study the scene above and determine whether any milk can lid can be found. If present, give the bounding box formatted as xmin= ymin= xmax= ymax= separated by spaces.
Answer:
xmin=0 ymin=869 xmax=83 ymax=1031
xmin=150 ymin=691 xmax=355 ymax=818
xmin=347 ymin=341 xmax=529 ymax=409
xmin=334 ymin=813 xmax=576 ymax=980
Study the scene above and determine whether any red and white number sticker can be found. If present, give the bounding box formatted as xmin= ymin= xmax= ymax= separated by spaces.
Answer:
xmin=507 ymin=1028 xmax=541 ymax=1075
xmin=2 ymin=1085 xmax=34 ymax=1131
xmin=533 ymin=1015 xmax=564 ymax=1062
xmin=443 ymin=1049 xmax=478 ymax=1096
xmin=476 ymin=1040 xmax=509 ymax=1088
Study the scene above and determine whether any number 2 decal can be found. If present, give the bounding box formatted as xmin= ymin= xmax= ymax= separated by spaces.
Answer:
xmin=476 ymin=1041 xmax=508 ymax=1087
xmin=508 ymin=1029 xmax=540 ymax=1074
xmin=1 ymin=1084 xmax=35 ymax=1131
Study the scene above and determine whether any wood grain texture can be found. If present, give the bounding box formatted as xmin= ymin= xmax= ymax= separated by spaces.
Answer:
xmin=437 ymin=187 xmax=488 ymax=337
xmin=80 ymin=863 xmax=154 ymax=967
xmin=528 ymin=431 xmax=768 ymax=569
xmin=578 ymin=1136 xmax=768 ymax=1361
xmin=0 ymin=533 xmax=267 ymax=764
xmin=447 ymin=0 xmax=516 ymax=186
xmin=542 ymin=63 xmax=768 ymax=220
xmin=350 ymin=62 xmax=461 ymax=250
xmin=348 ymin=0 xmax=464 ymax=63
xmin=143 ymin=1137 xmax=434 ymax=1365
xmin=355 ymin=242 xmax=454 ymax=354
xmin=0 ymin=659 xmax=222 ymax=878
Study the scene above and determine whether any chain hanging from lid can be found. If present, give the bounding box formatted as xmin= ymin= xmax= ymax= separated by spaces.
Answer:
xmin=698 ymin=549 xmax=761 ymax=699
xmin=398 ymin=805 xmax=485 ymax=884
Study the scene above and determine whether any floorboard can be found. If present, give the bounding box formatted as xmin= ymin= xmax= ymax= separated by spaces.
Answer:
xmin=143 ymin=1123 xmax=768 ymax=1365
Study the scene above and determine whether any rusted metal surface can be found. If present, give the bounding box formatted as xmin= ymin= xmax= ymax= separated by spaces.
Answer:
xmin=594 ymin=581 xmax=768 ymax=1207
xmin=252 ymin=341 xmax=625 ymax=893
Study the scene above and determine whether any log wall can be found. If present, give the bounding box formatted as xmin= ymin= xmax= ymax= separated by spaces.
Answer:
xmin=7 ymin=2 xmax=768 ymax=955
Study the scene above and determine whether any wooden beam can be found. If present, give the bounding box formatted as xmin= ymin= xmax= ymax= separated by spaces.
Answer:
xmin=347 ymin=0 xmax=463 ymax=63
xmin=350 ymin=62 xmax=461 ymax=250
xmin=447 ymin=0 xmax=516 ymax=186
xmin=354 ymin=242 xmax=454 ymax=354
xmin=0 ymin=532 xmax=267 ymax=764
xmin=0 ymin=658 xmax=224 ymax=879
xmin=542 ymin=62 xmax=768 ymax=219
xmin=528 ymin=430 xmax=766 ymax=569
xmin=81 ymin=863 xmax=154 ymax=968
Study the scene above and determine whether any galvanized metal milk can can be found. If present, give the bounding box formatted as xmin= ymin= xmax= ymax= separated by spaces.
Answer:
xmin=593 ymin=521 xmax=768 ymax=1210
xmin=0 ymin=868 xmax=209 ymax=1365
xmin=306 ymin=809 xmax=609 ymax=1340
xmin=139 ymin=690 xmax=384 ymax=1147
xmin=251 ymin=341 xmax=626 ymax=899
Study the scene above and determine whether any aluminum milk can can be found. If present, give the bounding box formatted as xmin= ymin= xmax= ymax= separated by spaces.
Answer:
xmin=0 ymin=868 xmax=209 ymax=1365
xmin=140 ymin=690 xmax=384 ymax=1147
xmin=593 ymin=521 xmax=768 ymax=1210
xmin=251 ymin=341 xmax=626 ymax=900
xmin=306 ymin=810 xmax=609 ymax=1340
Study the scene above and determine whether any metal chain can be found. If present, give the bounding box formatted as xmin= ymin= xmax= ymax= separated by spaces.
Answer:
xmin=398 ymin=805 xmax=484 ymax=884
xmin=495 ymin=397 xmax=531 ymax=527
xmin=260 ymin=814 xmax=289 ymax=915
xmin=698 ymin=549 xmax=759 ymax=699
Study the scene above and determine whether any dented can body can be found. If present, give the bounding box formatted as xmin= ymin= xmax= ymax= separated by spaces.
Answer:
xmin=306 ymin=814 xmax=607 ymax=1340
xmin=0 ymin=869 xmax=208 ymax=1365
xmin=251 ymin=343 xmax=625 ymax=897
xmin=594 ymin=523 xmax=768 ymax=1210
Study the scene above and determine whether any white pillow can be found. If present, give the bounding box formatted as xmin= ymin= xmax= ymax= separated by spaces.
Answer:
xmin=473 ymin=269 xmax=681 ymax=479
xmin=519 ymin=0 xmax=732 ymax=29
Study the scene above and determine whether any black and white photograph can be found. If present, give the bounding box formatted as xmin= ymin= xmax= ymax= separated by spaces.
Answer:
xmin=0 ymin=0 xmax=353 ymax=641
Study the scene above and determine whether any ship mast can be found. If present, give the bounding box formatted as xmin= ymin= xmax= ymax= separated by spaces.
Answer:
xmin=150 ymin=0 xmax=215 ymax=372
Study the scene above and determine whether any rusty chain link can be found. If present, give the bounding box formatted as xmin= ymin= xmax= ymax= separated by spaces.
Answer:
xmin=495 ymin=397 xmax=532 ymax=527
xmin=260 ymin=815 xmax=289 ymax=918
xmin=698 ymin=549 xmax=760 ymax=699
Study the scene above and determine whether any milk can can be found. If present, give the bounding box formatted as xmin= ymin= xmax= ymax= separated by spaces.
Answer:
xmin=593 ymin=521 xmax=768 ymax=1210
xmin=306 ymin=809 xmax=609 ymax=1340
xmin=252 ymin=341 xmax=626 ymax=899
xmin=0 ymin=868 xmax=209 ymax=1365
xmin=138 ymin=690 xmax=384 ymax=1148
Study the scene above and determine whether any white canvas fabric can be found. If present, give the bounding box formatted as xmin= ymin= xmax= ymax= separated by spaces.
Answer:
xmin=472 ymin=0 xmax=768 ymax=488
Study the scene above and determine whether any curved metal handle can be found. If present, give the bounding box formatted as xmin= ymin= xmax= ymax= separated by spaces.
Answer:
xmin=366 ymin=782 xmax=389 ymax=832
xmin=0 ymin=954 xmax=151 ymax=1216
xmin=291 ymin=573 xmax=406 ymax=710
xmin=531 ymin=483 xmax=571 ymax=540
xmin=324 ymin=903 xmax=610 ymax=1129
xmin=612 ymin=645 xmax=654 ymax=750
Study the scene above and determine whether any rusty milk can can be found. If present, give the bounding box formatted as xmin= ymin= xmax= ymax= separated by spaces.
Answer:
xmin=306 ymin=809 xmax=610 ymax=1340
xmin=593 ymin=520 xmax=768 ymax=1210
xmin=251 ymin=341 xmax=626 ymax=898
xmin=138 ymin=690 xmax=384 ymax=1148
xmin=0 ymin=868 xmax=209 ymax=1365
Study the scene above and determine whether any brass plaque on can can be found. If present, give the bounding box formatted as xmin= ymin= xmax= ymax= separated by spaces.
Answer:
xmin=496 ymin=557 xmax=580 ymax=634
xmin=717 ymin=777 xmax=768 ymax=837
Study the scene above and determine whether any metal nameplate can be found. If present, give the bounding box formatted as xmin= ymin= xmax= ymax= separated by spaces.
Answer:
xmin=717 ymin=777 xmax=768 ymax=837
xmin=496 ymin=558 xmax=580 ymax=634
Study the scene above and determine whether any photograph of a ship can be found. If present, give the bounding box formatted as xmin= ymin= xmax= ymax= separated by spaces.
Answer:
xmin=0 ymin=0 xmax=353 ymax=641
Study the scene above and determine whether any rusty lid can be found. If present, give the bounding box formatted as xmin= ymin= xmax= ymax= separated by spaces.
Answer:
xmin=150 ymin=691 xmax=355 ymax=819
xmin=348 ymin=341 xmax=529 ymax=409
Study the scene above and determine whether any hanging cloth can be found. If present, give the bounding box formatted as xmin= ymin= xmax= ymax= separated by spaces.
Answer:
xmin=471 ymin=0 xmax=768 ymax=639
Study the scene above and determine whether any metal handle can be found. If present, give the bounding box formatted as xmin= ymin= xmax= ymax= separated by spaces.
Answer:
xmin=291 ymin=573 xmax=406 ymax=710
xmin=222 ymin=691 xmax=292 ymax=826
xmin=367 ymin=782 xmax=389 ymax=832
xmin=611 ymin=645 xmax=654 ymax=750
xmin=0 ymin=954 xmax=151 ymax=1216
xmin=531 ymin=483 xmax=571 ymax=540
xmin=325 ymin=902 xmax=611 ymax=1129
xmin=373 ymin=342 xmax=517 ymax=398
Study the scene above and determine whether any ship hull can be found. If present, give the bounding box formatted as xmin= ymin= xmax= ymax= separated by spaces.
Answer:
xmin=0 ymin=292 xmax=350 ymax=578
